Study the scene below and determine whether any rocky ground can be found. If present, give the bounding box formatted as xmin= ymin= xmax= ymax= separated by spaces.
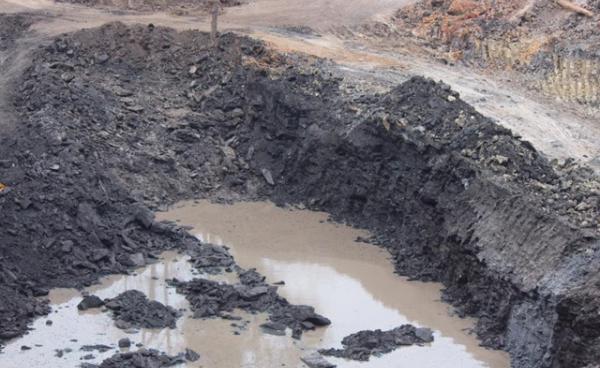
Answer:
xmin=0 ymin=13 xmax=37 ymax=51
xmin=393 ymin=0 xmax=600 ymax=114
xmin=0 ymin=14 xmax=598 ymax=368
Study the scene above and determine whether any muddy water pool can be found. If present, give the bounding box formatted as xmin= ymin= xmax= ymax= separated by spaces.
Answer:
xmin=1 ymin=200 xmax=509 ymax=368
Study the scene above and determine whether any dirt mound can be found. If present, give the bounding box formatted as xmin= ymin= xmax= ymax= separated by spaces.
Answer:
xmin=0 ymin=20 xmax=598 ymax=368
xmin=319 ymin=325 xmax=434 ymax=361
xmin=0 ymin=285 xmax=49 ymax=340
xmin=394 ymin=0 xmax=600 ymax=112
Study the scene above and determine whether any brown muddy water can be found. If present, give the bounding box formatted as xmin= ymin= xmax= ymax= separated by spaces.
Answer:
xmin=1 ymin=201 xmax=509 ymax=368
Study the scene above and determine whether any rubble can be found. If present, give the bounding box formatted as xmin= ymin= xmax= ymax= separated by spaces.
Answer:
xmin=319 ymin=325 xmax=434 ymax=361
xmin=104 ymin=290 xmax=181 ymax=329
xmin=301 ymin=352 xmax=336 ymax=368
xmin=95 ymin=349 xmax=188 ymax=368
xmin=170 ymin=269 xmax=331 ymax=339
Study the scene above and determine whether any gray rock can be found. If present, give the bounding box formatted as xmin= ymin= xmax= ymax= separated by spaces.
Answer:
xmin=118 ymin=338 xmax=131 ymax=348
xmin=95 ymin=53 xmax=109 ymax=64
xmin=77 ymin=295 xmax=104 ymax=311
xmin=184 ymin=348 xmax=200 ymax=362
xmin=261 ymin=168 xmax=275 ymax=186
xmin=129 ymin=253 xmax=146 ymax=267
xmin=60 ymin=73 xmax=74 ymax=83
xmin=301 ymin=352 xmax=336 ymax=368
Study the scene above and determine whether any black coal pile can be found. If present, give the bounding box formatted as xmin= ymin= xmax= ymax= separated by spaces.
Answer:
xmin=0 ymin=18 xmax=598 ymax=368
xmin=170 ymin=267 xmax=330 ymax=338
xmin=0 ymin=285 xmax=49 ymax=340
xmin=319 ymin=325 xmax=434 ymax=361
xmin=103 ymin=290 xmax=181 ymax=329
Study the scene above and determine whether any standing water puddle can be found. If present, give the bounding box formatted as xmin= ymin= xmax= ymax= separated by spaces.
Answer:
xmin=1 ymin=200 xmax=509 ymax=368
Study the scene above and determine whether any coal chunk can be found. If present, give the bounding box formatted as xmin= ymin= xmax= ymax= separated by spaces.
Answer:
xmin=104 ymin=290 xmax=181 ymax=329
xmin=301 ymin=352 xmax=336 ymax=368
xmin=319 ymin=325 xmax=434 ymax=361
xmin=171 ymin=270 xmax=330 ymax=339
xmin=184 ymin=348 xmax=200 ymax=362
xmin=77 ymin=295 xmax=105 ymax=311
xmin=97 ymin=349 xmax=185 ymax=368
xmin=118 ymin=338 xmax=131 ymax=348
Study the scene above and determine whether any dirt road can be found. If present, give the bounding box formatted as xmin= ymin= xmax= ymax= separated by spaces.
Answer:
xmin=0 ymin=0 xmax=598 ymax=171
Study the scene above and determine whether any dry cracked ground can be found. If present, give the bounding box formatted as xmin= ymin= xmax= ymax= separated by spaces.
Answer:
xmin=0 ymin=1 xmax=599 ymax=368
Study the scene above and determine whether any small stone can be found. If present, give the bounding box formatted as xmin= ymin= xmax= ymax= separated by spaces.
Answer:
xmin=46 ymin=320 xmax=53 ymax=326
xmin=50 ymin=164 xmax=60 ymax=171
xmin=21 ymin=345 xmax=31 ymax=351
xmin=185 ymin=348 xmax=200 ymax=362
xmin=260 ymin=322 xmax=287 ymax=336
xmin=60 ymin=240 xmax=74 ymax=253
xmin=490 ymin=155 xmax=509 ymax=166
xmin=96 ymin=53 xmax=110 ymax=64
xmin=261 ymin=168 xmax=275 ymax=186
xmin=415 ymin=327 xmax=434 ymax=342
xmin=125 ymin=105 xmax=144 ymax=113
xmin=189 ymin=65 xmax=198 ymax=75
xmin=60 ymin=73 xmax=74 ymax=83
xmin=118 ymin=338 xmax=131 ymax=348
xmin=304 ymin=314 xmax=331 ymax=326
xmin=128 ymin=253 xmax=146 ymax=267
xmin=114 ymin=86 xmax=133 ymax=97
xmin=301 ymin=352 xmax=336 ymax=368
xmin=77 ymin=295 xmax=105 ymax=311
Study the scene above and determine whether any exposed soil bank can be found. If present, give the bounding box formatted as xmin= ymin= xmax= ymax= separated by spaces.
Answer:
xmin=393 ymin=0 xmax=600 ymax=115
xmin=0 ymin=21 xmax=598 ymax=367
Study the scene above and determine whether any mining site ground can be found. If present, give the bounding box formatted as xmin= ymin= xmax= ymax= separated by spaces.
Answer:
xmin=0 ymin=1 xmax=599 ymax=368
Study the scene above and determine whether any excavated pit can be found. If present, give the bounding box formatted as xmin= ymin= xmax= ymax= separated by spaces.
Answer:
xmin=1 ymin=202 xmax=510 ymax=367
xmin=0 ymin=21 xmax=599 ymax=368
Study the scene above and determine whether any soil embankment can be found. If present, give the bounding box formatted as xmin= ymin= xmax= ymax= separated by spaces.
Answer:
xmin=394 ymin=0 xmax=600 ymax=115
xmin=0 ymin=19 xmax=598 ymax=368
